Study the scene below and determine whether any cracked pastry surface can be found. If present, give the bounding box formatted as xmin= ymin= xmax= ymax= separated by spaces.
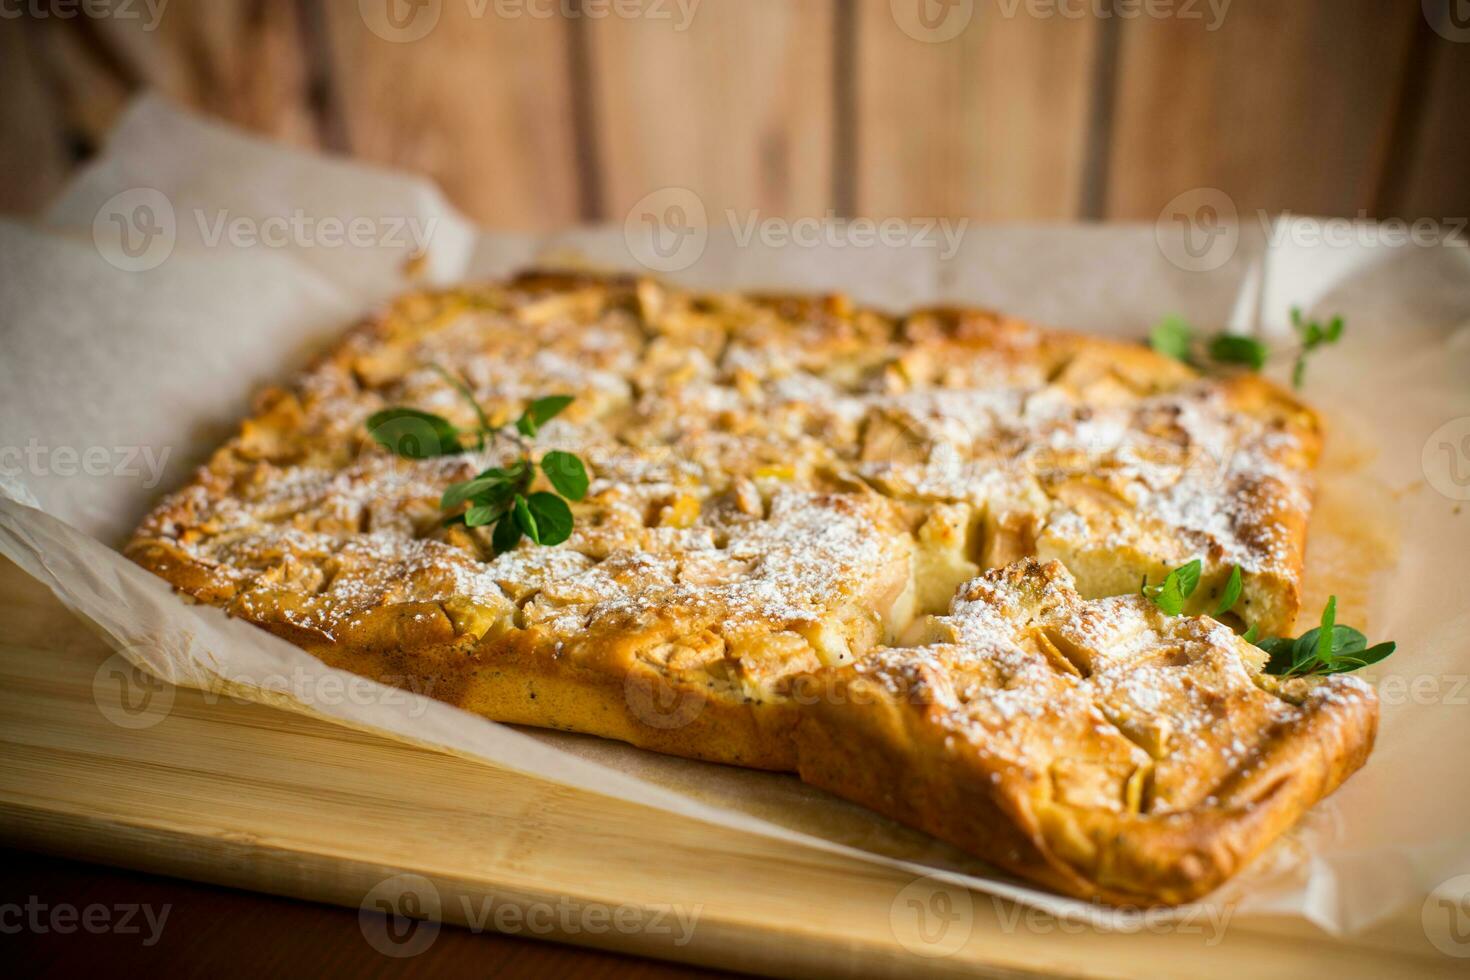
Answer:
xmin=126 ymin=270 xmax=1375 ymax=905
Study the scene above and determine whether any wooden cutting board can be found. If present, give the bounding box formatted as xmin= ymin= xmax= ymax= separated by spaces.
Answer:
xmin=0 ymin=558 xmax=1455 ymax=978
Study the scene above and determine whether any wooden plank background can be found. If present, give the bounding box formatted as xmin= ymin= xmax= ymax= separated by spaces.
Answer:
xmin=3 ymin=0 xmax=1467 ymax=228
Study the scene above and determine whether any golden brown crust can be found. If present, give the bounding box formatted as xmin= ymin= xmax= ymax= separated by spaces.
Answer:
xmin=124 ymin=270 xmax=1370 ymax=906
xmin=790 ymin=559 xmax=1376 ymax=906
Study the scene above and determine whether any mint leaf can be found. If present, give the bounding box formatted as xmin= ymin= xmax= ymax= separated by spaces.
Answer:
xmin=440 ymin=464 xmax=518 ymax=510
xmin=516 ymin=395 xmax=574 ymax=437
xmin=512 ymin=493 xmax=539 ymax=543
xmin=1174 ymin=559 xmax=1202 ymax=599
xmin=1257 ymin=595 xmax=1395 ymax=677
xmin=1214 ymin=565 xmax=1243 ymax=616
xmin=367 ymin=408 xmax=460 ymax=459
xmin=464 ymin=502 xmax=507 ymax=528
xmin=525 ymin=492 xmax=573 ymax=546
xmin=1314 ymin=595 xmax=1337 ymax=668
xmin=491 ymin=512 xmax=522 ymax=553
xmin=1258 ymin=635 xmax=1293 ymax=674
xmin=541 ymin=451 xmax=589 ymax=501
xmin=1150 ymin=315 xmax=1194 ymax=362
xmin=1143 ymin=559 xmax=1202 ymax=616
xmin=1140 ymin=558 xmax=1199 ymax=614
xmin=1207 ymin=334 xmax=1268 ymax=371
xmin=1241 ymin=623 xmax=1259 ymax=644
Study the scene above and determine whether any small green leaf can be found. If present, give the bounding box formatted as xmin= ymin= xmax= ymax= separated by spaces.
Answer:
xmin=491 ymin=512 xmax=522 ymax=553
xmin=1143 ymin=559 xmax=1201 ymax=616
xmin=1242 ymin=623 xmax=1259 ymax=645
xmin=525 ymin=492 xmax=573 ymax=546
xmin=1207 ymin=334 xmax=1268 ymax=371
xmin=512 ymin=493 xmax=539 ymax=543
xmin=464 ymin=502 xmax=506 ymax=528
xmin=1258 ymin=596 xmax=1394 ymax=677
xmin=1287 ymin=311 xmax=1344 ymax=388
xmin=366 ymin=408 xmax=459 ymax=459
xmin=1258 ymin=635 xmax=1294 ymax=675
xmin=1174 ymin=559 xmax=1202 ymax=599
xmin=541 ymin=451 xmax=589 ymax=501
xmin=1315 ymin=595 xmax=1337 ymax=669
xmin=1353 ymin=641 xmax=1396 ymax=668
xmin=440 ymin=461 xmax=527 ymax=510
xmin=515 ymin=395 xmax=575 ymax=437
xmin=1149 ymin=315 xmax=1194 ymax=362
xmin=1214 ymin=565 xmax=1243 ymax=617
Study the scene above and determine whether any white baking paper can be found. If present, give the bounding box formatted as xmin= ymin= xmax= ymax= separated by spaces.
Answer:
xmin=3 ymin=95 xmax=1469 ymax=935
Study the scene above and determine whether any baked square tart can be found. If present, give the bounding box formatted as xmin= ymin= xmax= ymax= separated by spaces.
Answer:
xmin=126 ymin=270 xmax=1377 ymax=906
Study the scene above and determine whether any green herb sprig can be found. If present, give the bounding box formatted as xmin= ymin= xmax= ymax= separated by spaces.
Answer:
xmin=1144 ymin=560 xmax=1245 ymax=618
xmin=366 ymin=370 xmax=588 ymax=552
xmin=1141 ymin=559 xmax=1202 ymax=616
xmin=1141 ymin=563 xmax=1397 ymax=677
xmin=1257 ymin=596 xmax=1397 ymax=677
xmin=1147 ymin=307 xmax=1344 ymax=389
xmin=1288 ymin=308 xmax=1344 ymax=388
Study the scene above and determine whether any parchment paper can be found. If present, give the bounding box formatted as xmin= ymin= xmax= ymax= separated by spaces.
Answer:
xmin=3 ymin=96 xmax=1469 ymax=935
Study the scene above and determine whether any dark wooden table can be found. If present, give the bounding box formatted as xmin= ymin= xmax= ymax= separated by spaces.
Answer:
xmin=0 ymin=848 xmax=747 ymax=978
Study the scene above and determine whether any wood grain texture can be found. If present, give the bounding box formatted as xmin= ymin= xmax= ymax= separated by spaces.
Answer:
xmin=0 ymin=847 xmax=735 ymax=979
xmin=0 ymin=19 xmax=70 ymax=215
xmin=585 ymin=0 xmax=836 ymax=222
xmin=0 ymin=558 xmax=1460 ymax=978
xmin=1104 ymin=0 xmax=1421 ymax=220
xmin=29 ymin=0 xmax=317 ymax=154
xmin=1393 ymin=29 xmax=1470 ymax=221
xmin=851 ymin=0 xmax=1100 ymax=221
xmin=320 ymin=1 xmax=582 ymax=229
